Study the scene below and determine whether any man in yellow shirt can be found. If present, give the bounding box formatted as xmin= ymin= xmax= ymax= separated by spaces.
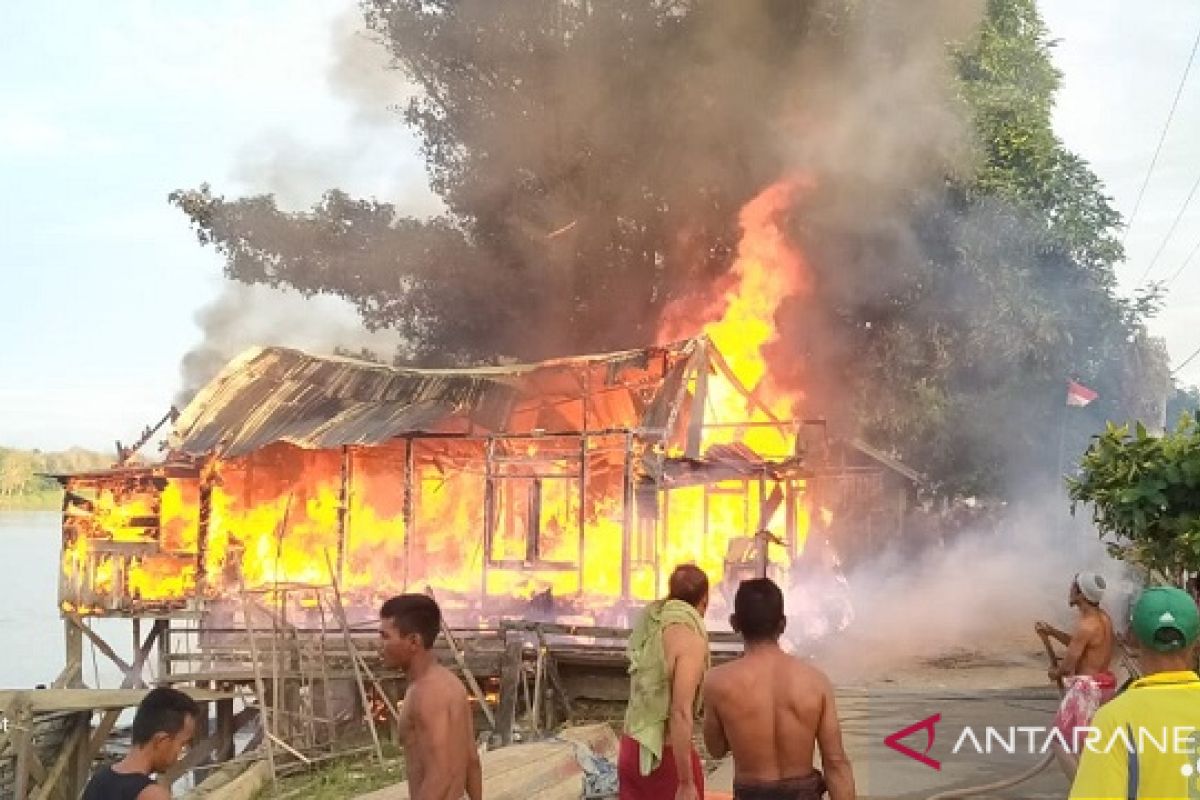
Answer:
xmin=1070 ymin=586 xmax=1200 ymax=800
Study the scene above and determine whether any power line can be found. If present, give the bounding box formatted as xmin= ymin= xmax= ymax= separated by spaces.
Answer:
xmin=1124 ymin=22 xmax=1200 ymax=250
xmin=1138 ymin=167 xmax=1200 ymax=283
xmin=1174 ymin=340 xmax=1200 ymax=375
xmin=1166 ymin=233 xmax=1200 ymax=286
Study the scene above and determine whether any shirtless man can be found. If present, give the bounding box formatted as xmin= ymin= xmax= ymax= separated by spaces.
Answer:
xmin=703 ymin=578 xmax=855 ymax=800
xmin=380 ymin=594 xmax=481 ymax=800
xmin=1034 ymin=571 xmax=1116 ymax=754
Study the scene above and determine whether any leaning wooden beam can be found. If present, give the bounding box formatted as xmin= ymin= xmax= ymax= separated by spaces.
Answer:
xmin=425 ymin=586 xmax=495 ymax=729
xmin=323 ymin=550 xmax=385 ymax=765
xmin=85 ymin=709 xmax=123 ymax=763
xmin=123 ymin=620 xmax=165 ymax=689
xmin=265 ymin=731 xmax=312 ymax=766
xmin=64 ymin=612 xmax=132 ymax=675
xmin=707 ymin=342 xmax=788 ymax=429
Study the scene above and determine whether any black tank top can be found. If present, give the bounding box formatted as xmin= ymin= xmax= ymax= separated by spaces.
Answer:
xmin=81 ymin=766 xmax=155 ymax=800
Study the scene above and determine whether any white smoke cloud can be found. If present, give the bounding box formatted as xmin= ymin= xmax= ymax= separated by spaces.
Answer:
xmin=809 ymin=501 xmax=1137 ymax=682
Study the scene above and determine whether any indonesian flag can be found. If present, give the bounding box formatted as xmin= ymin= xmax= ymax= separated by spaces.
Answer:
xmin=1066 ymin=380 xmax=1099 ymax=407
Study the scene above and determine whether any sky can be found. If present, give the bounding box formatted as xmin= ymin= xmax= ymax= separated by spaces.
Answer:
xmin=1 ymin=1 xmax=1198 ymax=452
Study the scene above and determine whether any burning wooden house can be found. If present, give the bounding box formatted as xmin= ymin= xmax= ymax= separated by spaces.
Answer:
xmin=55 ymin=334 xmax=911 ymax=625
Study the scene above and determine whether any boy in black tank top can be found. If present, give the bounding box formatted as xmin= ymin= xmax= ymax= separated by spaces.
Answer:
xmin=83 ymin=687 xmax=198 ymax=800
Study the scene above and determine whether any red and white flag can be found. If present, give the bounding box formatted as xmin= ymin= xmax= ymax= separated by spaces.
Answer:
xmin=1066 ymin=380 xmax=1098 ymax=407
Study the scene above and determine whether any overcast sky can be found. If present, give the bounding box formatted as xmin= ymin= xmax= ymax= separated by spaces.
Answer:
xmin=1 ymin=1 xmax=1198 ymax=452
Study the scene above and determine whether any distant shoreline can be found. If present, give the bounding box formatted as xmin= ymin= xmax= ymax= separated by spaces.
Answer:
xmin=0 ymin=491 xmax=62 ymax=511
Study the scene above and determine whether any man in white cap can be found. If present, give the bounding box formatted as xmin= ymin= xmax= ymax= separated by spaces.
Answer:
xmin=1034 ymin=572 xmax=1117 ymax=757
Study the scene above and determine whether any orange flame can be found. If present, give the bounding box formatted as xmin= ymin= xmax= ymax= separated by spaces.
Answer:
xmin=60 ymin=179 xmax=832 ymax=619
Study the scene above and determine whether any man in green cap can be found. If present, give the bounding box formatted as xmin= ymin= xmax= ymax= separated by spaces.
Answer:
xmin=1070 ymin=586 xmax=1200 ymax=799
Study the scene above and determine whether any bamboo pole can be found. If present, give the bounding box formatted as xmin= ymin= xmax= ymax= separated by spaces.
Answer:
xmin=237 ymin=580 xmax=277 ymax=788
xmin=322 ymin=550 xmax=385 ymax=765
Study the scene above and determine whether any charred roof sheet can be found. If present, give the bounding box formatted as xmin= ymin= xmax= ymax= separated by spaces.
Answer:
xmin=170 ymin=339 xmax=700 ymax=458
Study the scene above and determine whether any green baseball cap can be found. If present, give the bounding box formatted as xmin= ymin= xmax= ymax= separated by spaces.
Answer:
xmin=1130 ymin=587 xmax=1200 ymax=653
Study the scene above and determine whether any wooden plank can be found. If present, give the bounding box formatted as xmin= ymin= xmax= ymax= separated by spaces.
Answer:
xmin=495 ymin=638 xmax=523 ymax=746
xmin=0 ymin=688 xmax=235 ymax=715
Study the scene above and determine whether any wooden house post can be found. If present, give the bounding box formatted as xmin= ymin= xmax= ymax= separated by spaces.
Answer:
xmin=403 ymin=439 xmax=415 ymax=591
xmin=336 ymin=446 xmax=351 ymax=582
xmin=577 ymin=435 xmax=587 ymax=597
xmin=620 ymin=433 xmax=634 ymax=603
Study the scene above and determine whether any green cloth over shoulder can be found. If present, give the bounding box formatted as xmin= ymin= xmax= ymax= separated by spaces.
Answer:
xmin=622 ymin=598 xmax=710 ymax=776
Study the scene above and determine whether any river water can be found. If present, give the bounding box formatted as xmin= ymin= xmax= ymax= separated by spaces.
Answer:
xmin=0 ymin=510 xmax=125 ymax=688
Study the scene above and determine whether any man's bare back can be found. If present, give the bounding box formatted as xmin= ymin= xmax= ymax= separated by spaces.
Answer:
xmin=704 ymin=646 xmax=854 ymax=800
xmin=399 ymin=663 xmax=478 ymax=800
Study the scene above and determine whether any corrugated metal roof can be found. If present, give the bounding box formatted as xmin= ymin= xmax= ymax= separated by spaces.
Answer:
xmin=170 ymin=339 xmax=700 ymax=458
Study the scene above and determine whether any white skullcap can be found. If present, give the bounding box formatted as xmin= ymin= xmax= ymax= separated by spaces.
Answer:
xmin=1074 ymin=572 xmax=1106 ymax=604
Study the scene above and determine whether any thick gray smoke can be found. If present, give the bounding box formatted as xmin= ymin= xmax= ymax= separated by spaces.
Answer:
xmin=177 ymin=284 xmax=406 ymax=403
xmin=177 ymin=9 xmax=435 ymax=403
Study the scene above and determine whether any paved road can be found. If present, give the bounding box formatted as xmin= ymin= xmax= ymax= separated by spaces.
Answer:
xmin=707 ymin=687 xmax=1071 ymax=799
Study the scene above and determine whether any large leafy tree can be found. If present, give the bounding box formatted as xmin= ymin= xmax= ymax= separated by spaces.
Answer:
xmin=172 ymin=0 xmax=1168 ymax=499
xmin=1069 ymin=417 xmax=1200 ymax=579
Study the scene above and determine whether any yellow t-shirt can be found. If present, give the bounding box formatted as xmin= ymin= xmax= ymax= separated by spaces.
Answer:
xmin=1070 ymin=670 xmax=1200 ymax=800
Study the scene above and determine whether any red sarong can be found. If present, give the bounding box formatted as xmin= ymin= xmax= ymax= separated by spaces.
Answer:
xmin=1053 ymin=671 xmax=1117 ymax=752
xmin=618 ymin=734 xmax=705 ymax=800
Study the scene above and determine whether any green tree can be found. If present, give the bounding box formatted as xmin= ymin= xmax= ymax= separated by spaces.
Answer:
xmin=1069 ymin=416 xmax=1200 ymax=579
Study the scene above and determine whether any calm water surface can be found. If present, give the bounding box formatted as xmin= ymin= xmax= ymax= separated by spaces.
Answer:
xmin=0 ymin=511 xmax=126 ymax=688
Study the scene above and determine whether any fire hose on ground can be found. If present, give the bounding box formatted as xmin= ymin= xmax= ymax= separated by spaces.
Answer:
xmin=923 ymin=629 xmax=1070 ymax=800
